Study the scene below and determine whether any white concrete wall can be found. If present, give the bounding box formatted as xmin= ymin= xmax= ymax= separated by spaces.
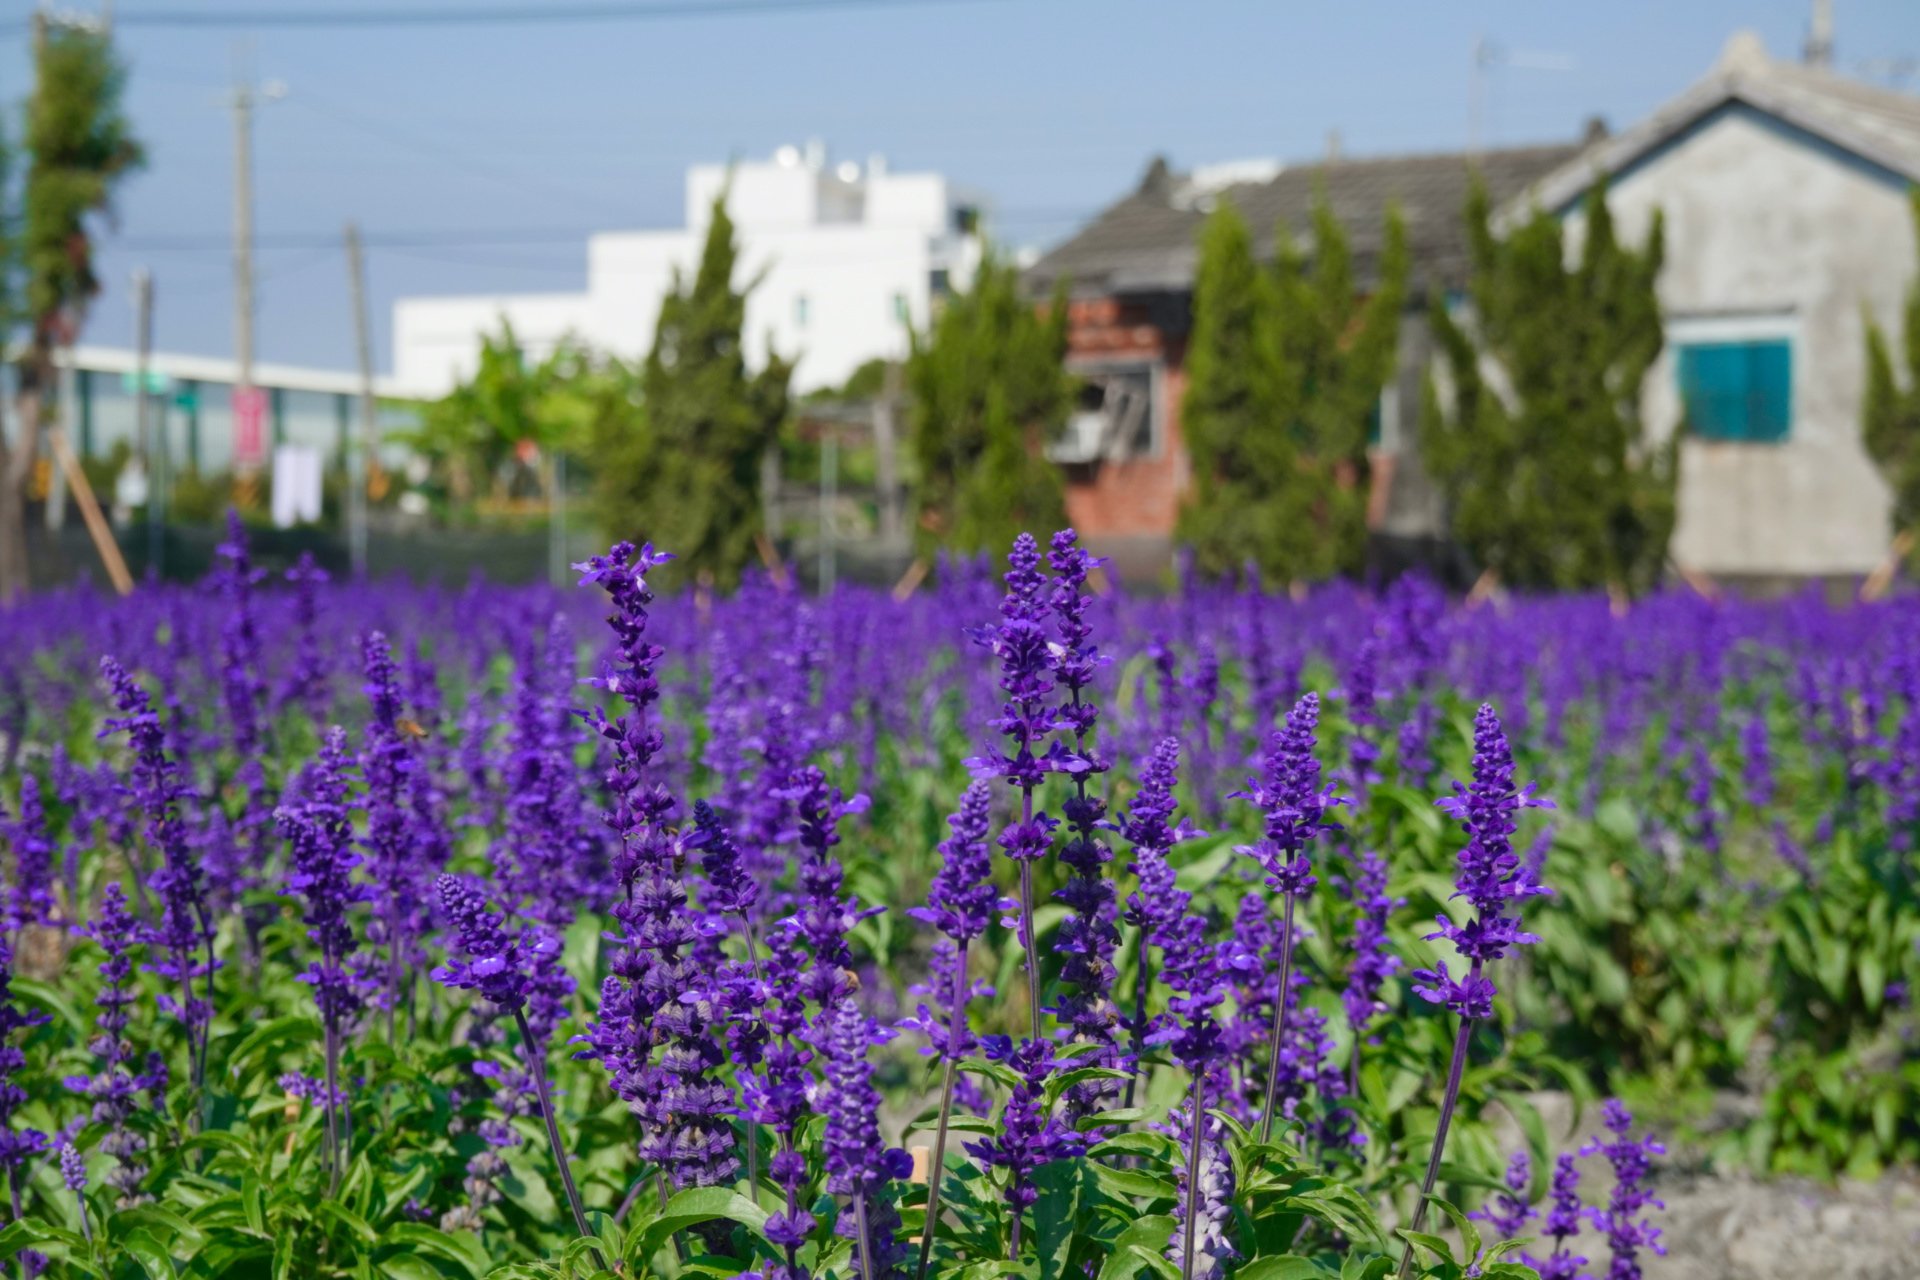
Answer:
xmin=396 ymin=153 xmax=977 ymax=399
xmin=1574 ymin=106 xmax=1916 ymax=576
xmin=392 ymin=292 xmax=591 ymax=397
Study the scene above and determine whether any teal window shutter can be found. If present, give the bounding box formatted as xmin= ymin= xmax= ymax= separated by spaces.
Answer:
xmin=1678 ymin=339 xmax=1792 ymax=442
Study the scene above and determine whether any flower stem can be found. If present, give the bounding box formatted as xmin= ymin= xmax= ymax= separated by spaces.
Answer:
xmin=514 ymin=1010 xmax=608 ymax=1273
xmin=321 ymin=1020 xmax=342 ymax=1196
xmin=853 ymin=1187 xmax=876 ymax=1280
xmin=1258 ymin=890 xmax=1299 ymax=1144
xmin=1180 ymin=1072 xmax=1206 ymax=1280
xmin=917 ymin=955 xmax=975 ymax=1280
xmin=1124 ymin=924 xmax=1149 ymax=1111
xmin=1018 ymin=859 xmax=1041 ymax=1044
xmin=1395 ymin=962 xmax=1480 ymax=1280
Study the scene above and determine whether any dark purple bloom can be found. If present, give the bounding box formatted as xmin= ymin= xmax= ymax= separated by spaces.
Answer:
xmin=212 ymin=510 xmax=268 ymax=761
xmin=1581 ymin=1100 xmax=1666 ymax=1280
xmin=1415 ymin=703 xmax=1552 ymax=1019
xmin=279 ymin=728 xmax=371 ymax=1030
xmin=1741 ymin=710 xmax=1773 ymax=811
xmin=4 ymin=774 xmax=55 ymax=929
xmin=361 ymin=631 xmax=432 ymax=1032
xmin=63 ymin=883 xmax=157 ymax=1204
xmin=1472 ymin=1150 xmax=1534 ymax=1238
xmin=278 ymin=553 xmax=332 ymax=722
xmin=900 ymin=782 xmax=998 ymax=1059
xmin=432 ymin=875 xmax=552 ymax=1014
xmin=1340 ymin=850 xmax=1403 ymax=1040
xmin=101 ymin=657 xmax=217 ymax=1086
xmin=820 ymin=998 xmax=912 ymax=1277
xmin=0 ymin=934 xmax=48 ymax=1183
xmin=964 ymin=1036 xmax=1083 ymax=1253
xmin=1235 ymin=693 xmax=1341 ymax=897
xmin=1342 ymin=637 xmax=1381 ymax=799
xmin=786 ymin=765 xmax=873 ymax=1010
xmin=1527 ymin=1153 xmax=1591 ymax=1280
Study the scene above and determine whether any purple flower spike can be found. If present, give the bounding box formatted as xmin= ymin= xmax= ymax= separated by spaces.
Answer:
xmin=1527 ymin=1153 xmax=1591 ymax=1280
xmin=1582 ymin=1100 xmax=1666 ymax=1280
xmin=1236 ymin=692 xmax=1343 ymax=896
xmin=1471 ymin=1150 xmax=1535 ymax=1238
xmin=821 ymin=999 xmax=913 ymax=1279
xmin=1416 ymin=703 xmax=1554 ymax=1016
xmin=0 ymin=936 xmax=49 ymax=1180
xmin=101 ymin=657 xmax=217 ymax=1090
xmin=964 ymin=1036 xmax=1084 ymax=1254
xmin=432 ymin=875 xmax=548 ymax=1014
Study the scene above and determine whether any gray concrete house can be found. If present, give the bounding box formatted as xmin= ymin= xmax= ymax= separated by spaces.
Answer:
xmin=1025 ymin=30 xmax=1920 ymax=588
xmin=1519 ymin=30 xmax=1920 ymax=588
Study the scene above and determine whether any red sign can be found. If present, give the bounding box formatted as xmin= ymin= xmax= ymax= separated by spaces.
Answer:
xmin=233 ymin=385 xmax=268 ymax=469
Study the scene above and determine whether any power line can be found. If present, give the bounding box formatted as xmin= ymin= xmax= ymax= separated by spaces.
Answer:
xmin=99 ymin=0 xmax=991 ymax=29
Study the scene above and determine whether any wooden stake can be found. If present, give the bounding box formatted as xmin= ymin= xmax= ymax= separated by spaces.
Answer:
xmin=1860 ymin=531 xmax=1913 ymax=604
xmin=891 ymin=557 xmax=929 ymax=602
xmin=46 ymin=427 xmax=132 ymax=595
xmin=754 ymin=531 xmax=789 ymax=592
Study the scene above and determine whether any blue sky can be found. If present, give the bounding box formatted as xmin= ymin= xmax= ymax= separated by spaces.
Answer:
xmin=4 ymin=0 xmax=1913 ymax=374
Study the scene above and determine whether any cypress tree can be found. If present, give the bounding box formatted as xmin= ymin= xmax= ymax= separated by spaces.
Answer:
xmin=595 ymin=196 xmax=790 ymax=587
xmin=1864 ymin=189 xmax=1920 ymax=555
xmin=0 ymin=16 xmax=142 ymax=602
xmin=1179 ymin=191 xmax=1408 ymax=583
xmin=907 ymin=252 xmax=1069 ymax=555
xmin=1421 ymin=178 xmax=1673 ymax=595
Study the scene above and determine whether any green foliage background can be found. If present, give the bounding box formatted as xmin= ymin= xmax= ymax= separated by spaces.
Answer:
xmin=1420 ymin=180 xmax=1674 ymax=596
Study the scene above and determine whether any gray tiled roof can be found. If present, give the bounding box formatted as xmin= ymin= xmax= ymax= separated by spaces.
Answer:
xmin=1519 ymin=33 xmax=1920 ymax=218
xmin=1026 ymin=141 xmax=1584 ymax=300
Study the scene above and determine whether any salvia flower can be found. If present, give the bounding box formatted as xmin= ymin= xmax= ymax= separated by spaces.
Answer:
xmin=432 ymin=874 xmax=552 ymax=1014
xmin=1414 ymin=703 xmax=1553 ymax=1019
xmin=1472 ymin=1151 xmax=1535 ymax=1238
xmin=0 ymin=935 xmax=48 ymax=1183
xmin=786 ymin=765 xmax=874 ymax=1010
xmin=5 ymin=775 xmax=55 ymax=929
xmin=1528 ymin=1153 xmax=1591 ymax=1280
xmin=820 ymin=998 xmax=913 ymax=1278
xmin=1165 ymin=1108 xmax=1238 ymax=1280
xmin=1340 ymin=850 xmax=1403 ymax=1041
xmin=63 ymin=883 xmax=157 ymax=1205
xmin=901 ymin=781 xmax=998 ymax=1059
xmin=1581 ymin=1100 xmax=1666 ymax=1280
xmin=1235 ymin=693 xmax=1341 ymax=897
xmin=102 ymin=657 xmax=217 ymax=1084
xmin=964 ymin=1036 xmax=1083 ymax=1255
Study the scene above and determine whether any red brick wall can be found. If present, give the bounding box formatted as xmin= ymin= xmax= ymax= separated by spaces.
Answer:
xmin=1060 ymin=298 xmax=1188 ymax=540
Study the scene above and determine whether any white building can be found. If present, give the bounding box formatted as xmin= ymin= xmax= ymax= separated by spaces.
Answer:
xmin=393 ymin=145 xmax=987 ymax=396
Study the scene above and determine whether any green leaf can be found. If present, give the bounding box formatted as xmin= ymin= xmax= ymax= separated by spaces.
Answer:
xmin=0 ymin=1220 xmax=52 ymax=1264
xmin=11 ymin=976 xmax=86 ymax=1036
xmin=316 ymin=1200 xmax=378 ymax=1245
xmin=1426 ymin=1195 xmax=1480 ymax=1265
xmin=1076 ymin=1106 xmax=1155 ymax=1131
xmin=1033 ymin=1160 xmax=1086 ymax=1280
xmin=384 ymin=1224 xmax=490 ymax=1280
xmin=122 ymin=1229 xmax=179 ymax=1280
xmin=1088 ymin=1164 xmax=1177 ymax=1203
xmin=1234 ymin=1256 xmax=1333 ymax=1280
xmin=1126 ymin=1243 xmax=1185 ymax=1280
xmin=225 ymin=1017 xmax=321 ymax=1081
xmin=1095 ymin=1216 xmax=1176 ymax=1280
xmin=907 ymin=1114 xmax=998 ymax=1135
xmin=1089 ymin=1131 xmax=1178 ymax=1163
xmin=635 ymin=1188 xmax=769 ymax=1264
xmin=1397 ymin=1231 xmax=1456 ymax=1269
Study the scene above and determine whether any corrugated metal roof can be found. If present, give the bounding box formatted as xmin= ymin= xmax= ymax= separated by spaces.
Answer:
xmin=1026 ymin=142 xmax=1584 ymax=300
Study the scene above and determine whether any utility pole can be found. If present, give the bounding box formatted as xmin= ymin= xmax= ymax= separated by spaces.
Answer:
xmin=134 ymin=268 xmax=159 ymax=577
xmin=230 ymin=48 xmax=282 ymax=482
xmin=818 ymin=422 xmax=837 ymax=595
xmin=873 ymin=362 xmax=903 ymax=546
xmin=1805 ymin=0 xmax=1834 ymax=67
xmin=344 ymin=221 xmax=374 ymax=577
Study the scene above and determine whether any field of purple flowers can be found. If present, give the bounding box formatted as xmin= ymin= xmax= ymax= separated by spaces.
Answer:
xmin=0 ymin=516 xmax=1914 ymax=1280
